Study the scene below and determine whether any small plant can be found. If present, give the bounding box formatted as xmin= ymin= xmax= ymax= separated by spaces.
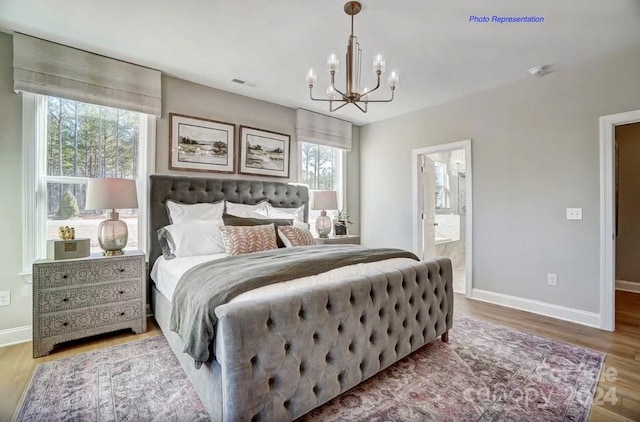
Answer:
xmin=57 ymin=191 xmax=80 ymax=219
xmin=334 ymin=208 xmax=353 ymax=225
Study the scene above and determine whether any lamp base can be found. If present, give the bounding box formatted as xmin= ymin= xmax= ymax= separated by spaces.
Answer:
xmin=315 ymin=211 xmax=332 ymax=238
xmin=103 ymin=250 xmax=124 ymax=256
xmin=97 ymin=210 xmax=129 ymax=256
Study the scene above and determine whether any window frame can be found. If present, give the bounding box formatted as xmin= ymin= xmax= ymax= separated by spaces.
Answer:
xmin=21 ymin=93 xmax=156 ymax=281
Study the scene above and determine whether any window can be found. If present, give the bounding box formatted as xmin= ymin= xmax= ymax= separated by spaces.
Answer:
xmin=22 ymin=94 xmax=155 ymax=275
xmin=299 ymin=141 xmax=347 ymax=223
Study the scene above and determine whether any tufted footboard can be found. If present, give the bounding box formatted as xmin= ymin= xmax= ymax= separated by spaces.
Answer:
xmin=214 ymin=257 xmax=453 ymax=421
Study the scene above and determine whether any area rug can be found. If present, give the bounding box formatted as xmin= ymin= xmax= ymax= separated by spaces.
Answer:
xmin=16 ymin=336 xmax=209 ymax=422
xmin=16 ymin=316 xmax=604 ymax=422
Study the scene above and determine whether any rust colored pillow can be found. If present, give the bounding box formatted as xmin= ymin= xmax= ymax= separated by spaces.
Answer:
xmin=219 ymin=224 xmax=278 ymax=255
xmin=278 ymin=226 xmax=316 ymax=247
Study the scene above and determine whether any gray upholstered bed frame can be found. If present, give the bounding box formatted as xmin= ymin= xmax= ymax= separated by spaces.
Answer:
xmin=148 ymin=174 xmax=453 ymax=421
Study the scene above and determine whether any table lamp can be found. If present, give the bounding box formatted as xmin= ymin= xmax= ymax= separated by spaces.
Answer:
xmin=311 ymin=190 xmax=338 ymax=238
xmin=85 ymin=178 xmax=138 ymax=256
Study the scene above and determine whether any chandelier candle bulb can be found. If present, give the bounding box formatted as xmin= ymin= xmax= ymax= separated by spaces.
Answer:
xmin=373 ymin=53 xmax=386 ymax=73
xmin=388 ymin=71 xmax=399 ymax=89
xmin=327 ymin=52 xmax=340 ymax=72
xmin=326 ymin=86 xmax=339 ymax=100
xmin=306 ymin=69 xmax=317 ymax=86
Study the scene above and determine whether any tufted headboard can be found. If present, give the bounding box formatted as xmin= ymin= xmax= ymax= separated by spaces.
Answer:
xmin=148 ymin=174 xmax=309 ymax=269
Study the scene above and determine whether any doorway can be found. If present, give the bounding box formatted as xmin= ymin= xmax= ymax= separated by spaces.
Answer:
xmin=599 ymin=109 xmax=640 ymax=331
xmin=412 ymin=140 xmax=472 ymax=296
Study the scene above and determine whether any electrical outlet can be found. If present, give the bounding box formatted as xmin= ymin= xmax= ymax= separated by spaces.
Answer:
xmin=547 ymin=274 xmax=558 ymax=287
xmin=0 ymin=290 xmax=10 ymax=307
xmin=566 ymin=208 xmax=583 ymax=220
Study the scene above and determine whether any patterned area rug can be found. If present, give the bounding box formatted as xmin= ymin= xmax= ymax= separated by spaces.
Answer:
xmin=302 ymin=317 xmax=604 ymax=421
xmin=17 ymin=316 xmax=603 ymax=422
xmin=16 ymin=336 xmax=209 ymax=422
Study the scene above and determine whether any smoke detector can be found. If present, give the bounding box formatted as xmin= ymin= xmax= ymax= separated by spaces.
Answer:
xmin=529 ymin=65 xmax=550 ymax=77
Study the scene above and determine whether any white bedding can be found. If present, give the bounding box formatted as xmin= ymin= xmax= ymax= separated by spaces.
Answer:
xmin=151 ymin=253 xmax=417 ymax=304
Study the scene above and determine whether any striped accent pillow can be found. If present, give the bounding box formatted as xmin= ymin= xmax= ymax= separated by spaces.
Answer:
xmin=278 ymin=226 xmax=316 ymax=247
xmin=219 ymin=224 xmax=278 ymax=255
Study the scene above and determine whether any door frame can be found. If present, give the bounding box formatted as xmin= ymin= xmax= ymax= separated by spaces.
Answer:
xmin=412 ymin=139 xmax=473 ymax=297
xmin=599 ymin=110 xmax=640 ymax=331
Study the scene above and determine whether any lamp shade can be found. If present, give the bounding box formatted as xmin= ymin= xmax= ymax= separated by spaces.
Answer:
xmin=310 ymin=190 xmax=338 ymax=211
xmin=85 ymin=178 xmax=138 ymax=210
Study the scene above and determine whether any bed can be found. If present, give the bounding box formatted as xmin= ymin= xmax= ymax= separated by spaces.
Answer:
xmin=148 ymin=174 xmax=453 ymax=421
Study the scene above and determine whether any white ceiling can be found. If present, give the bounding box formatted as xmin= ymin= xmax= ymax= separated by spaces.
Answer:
xmin=1 ymin=0 xmax=639 ymax=125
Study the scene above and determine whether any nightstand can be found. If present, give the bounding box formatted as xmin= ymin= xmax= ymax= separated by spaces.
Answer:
xmin=32 ymin=250 xmax=146 ymax=358
xmin=315 ymin=235 xmax=360 ymax=245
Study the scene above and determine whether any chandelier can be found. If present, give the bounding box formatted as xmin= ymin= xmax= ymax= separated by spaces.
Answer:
xmin=306 ymin=1 xmax=399 ymax=113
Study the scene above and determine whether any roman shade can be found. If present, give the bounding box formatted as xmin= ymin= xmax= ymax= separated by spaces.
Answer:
xmin=296 ymin=108 xmax=352 ymax=151
xmin=13 ymin=33 xmax=161 ymax=116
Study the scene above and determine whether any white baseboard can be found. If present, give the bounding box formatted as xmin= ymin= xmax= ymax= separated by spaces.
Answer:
xmin=616 ymin=280 xmax=640 ymax=293
xmin=0 ymin=325 xmax=32 ymax=348
xmin=470 ymin=289 xmax=601 ymax=329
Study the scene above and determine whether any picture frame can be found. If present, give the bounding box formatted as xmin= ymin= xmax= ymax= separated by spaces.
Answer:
xmin=169 ymin=113 xmax=236 ymax=174
xmin=238 ymin=126 xmax=291 ymax=178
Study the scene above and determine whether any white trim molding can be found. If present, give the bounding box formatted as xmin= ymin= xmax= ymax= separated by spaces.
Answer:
xmin=599 ymin=109 xmax=640 ymax=331
xmin=0 ymin=325 xmax=32 ymax=348
xmin=412 ymin=139 xmax=473 ymax=298
xmin=616 ymin=280 xmax=640 ymax=294
xmin=21 ymin=92 xmax=47 ymax=282
xmin=471 ymin=289 xmax=601 ymax=328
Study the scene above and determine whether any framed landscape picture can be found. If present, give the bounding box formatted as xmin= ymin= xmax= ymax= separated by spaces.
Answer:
xmin=239 ymin=126 xmax=290 ymax=178
xmin=169 ymin=113 xmax=236 ymax=173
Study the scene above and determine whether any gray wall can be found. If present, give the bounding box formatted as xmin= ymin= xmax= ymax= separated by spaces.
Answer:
xmin=0 ymin=32 xmax=31 ymax=332
xmin=615 ymin=122 xmax=640 ymax=283
xmin=360 ymin=45 xmax=640 ymax=314
xmin=157 ymin=75 xmax=360 ymax=233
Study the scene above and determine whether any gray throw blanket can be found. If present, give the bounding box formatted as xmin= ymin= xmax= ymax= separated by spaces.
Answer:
xmin=170 ymin=245 xmax=418 ymax=368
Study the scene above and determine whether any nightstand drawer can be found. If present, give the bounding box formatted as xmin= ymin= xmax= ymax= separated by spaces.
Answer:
xmin=40 ymin=300 xmax=142 ymax=338
xmin=35 ymin=256 xmax=143 ymax=289
xmin=38 ymin=280 xmax=142 ymax=313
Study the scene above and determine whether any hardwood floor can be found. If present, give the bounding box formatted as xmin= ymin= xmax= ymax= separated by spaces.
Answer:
xmin=1 ymin=292 xmax=638 ymax=421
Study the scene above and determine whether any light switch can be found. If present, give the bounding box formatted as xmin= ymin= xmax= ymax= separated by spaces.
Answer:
xmin=566 ymin=208 xmax=583 ymax=220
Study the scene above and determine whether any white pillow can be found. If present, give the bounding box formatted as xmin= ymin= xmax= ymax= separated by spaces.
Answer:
xmin=225 ymin=201 xmax=269 ymax=218
xmin=166 ymin=200 xmax=224 ymax=224
xmin=260 ymin=203 xmax=306 ymax=223
xmin=157 ymin=220 xmax=225 ymax=259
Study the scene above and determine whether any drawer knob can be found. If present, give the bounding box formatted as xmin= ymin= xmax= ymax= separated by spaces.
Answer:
xmin=119 ymin=290 xmax=125 ymax=295
xmin=62 ymin=275 xmax=68 ymax=279
xmin=62 ymin=298 xmax=69 ymax=302
xmin=119 ymin=269 xmax=125 ymax=273
xmin=120 ymin=312 xmax=125 ymax=316
xmin=62 ymin=322 xmax=69 ymax=326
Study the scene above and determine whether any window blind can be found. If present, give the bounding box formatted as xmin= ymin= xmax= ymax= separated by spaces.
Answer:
xmin=13 ymin=33 xmax=161 ymax=116
xmin=296 ymin=109 xmax=352 ymax=151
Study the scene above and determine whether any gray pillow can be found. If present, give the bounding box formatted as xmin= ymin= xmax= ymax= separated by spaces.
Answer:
xmin=157 ymin=227 xmax=176 ymax=259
